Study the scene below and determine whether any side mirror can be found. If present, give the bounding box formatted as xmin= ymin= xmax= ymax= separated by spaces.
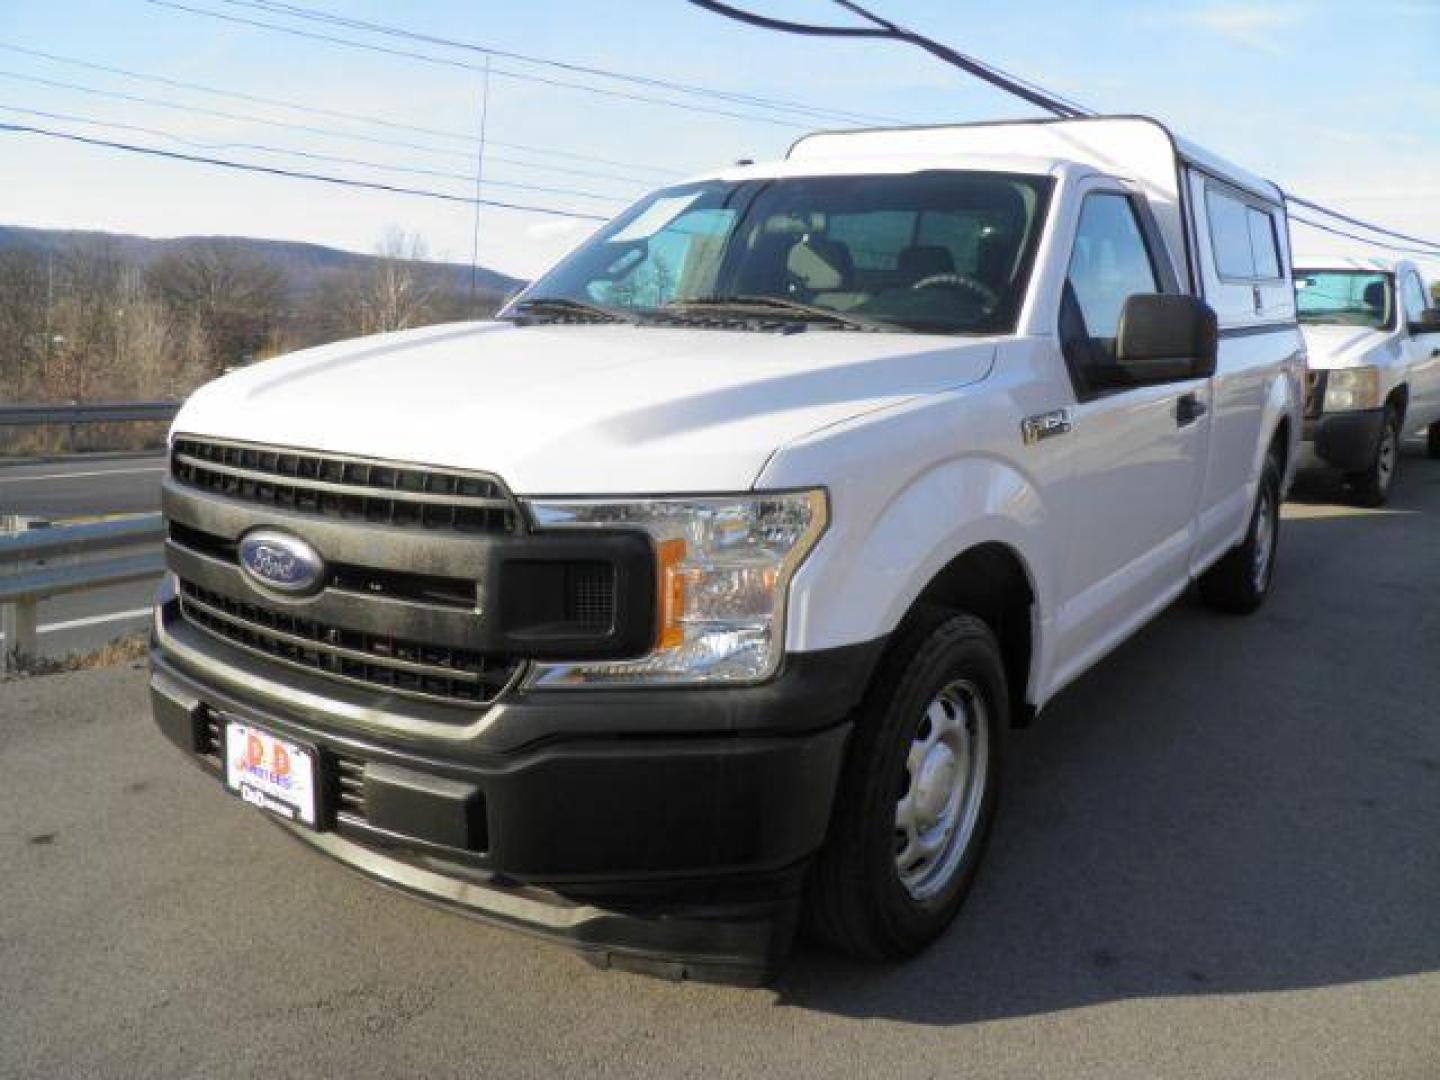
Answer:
xmin=1115 ymin=293 xmax=1219 ymax=381
xmin=1408 ymin=309 xmax=1440 ymax=335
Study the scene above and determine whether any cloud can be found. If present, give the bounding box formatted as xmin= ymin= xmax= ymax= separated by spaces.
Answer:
xmin=1164 ymin=5 xmax=1307 ymax=52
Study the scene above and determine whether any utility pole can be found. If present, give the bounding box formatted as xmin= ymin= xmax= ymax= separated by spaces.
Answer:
xmin=468 ymin=54 xmax=492 ymax=313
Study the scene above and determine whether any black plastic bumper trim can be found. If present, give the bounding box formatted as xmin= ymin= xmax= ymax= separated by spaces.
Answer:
xmin=1302 ymin=408 xmax=1385 ymax=472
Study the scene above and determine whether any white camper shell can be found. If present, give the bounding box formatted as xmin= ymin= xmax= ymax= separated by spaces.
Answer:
xmin=151 ymin=117 xmax=1305 ymax=981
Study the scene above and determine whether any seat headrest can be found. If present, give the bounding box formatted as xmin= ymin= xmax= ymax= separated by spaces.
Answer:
xmin=787 ymin=235 xmax=854 ymax=291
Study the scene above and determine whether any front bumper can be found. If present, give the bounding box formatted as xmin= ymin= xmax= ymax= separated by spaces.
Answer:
xmin=149 ymin=582 xmax=878 ymax=983
xmin=1300 ymin=408 xmax=1386 ymax=473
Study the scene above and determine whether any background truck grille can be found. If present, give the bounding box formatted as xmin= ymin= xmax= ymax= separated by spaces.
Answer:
xmin=179 ymin=580 xmax=514 ymax=705
xmin=172 ymin=436 xmax=520 ymax=534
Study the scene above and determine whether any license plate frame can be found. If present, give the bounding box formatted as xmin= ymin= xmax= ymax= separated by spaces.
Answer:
xmin=222 ymin=717 xmax=323 ymax=829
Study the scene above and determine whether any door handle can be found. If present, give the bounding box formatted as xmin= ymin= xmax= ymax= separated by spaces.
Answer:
xmin=1176 ymin=393 xmax=1208 ymax=427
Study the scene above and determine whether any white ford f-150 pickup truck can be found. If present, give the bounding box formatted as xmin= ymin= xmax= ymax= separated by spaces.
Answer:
xmin=149 ymin=117 xmax=1304 ymax=983
xmin=1294 ymin=256 xmax=1440 ymax=504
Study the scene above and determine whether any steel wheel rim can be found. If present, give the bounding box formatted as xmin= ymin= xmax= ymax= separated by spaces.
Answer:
xmin=1252 ymin=485 xmax=1276 ymax=592
xmin=894 ymin=679 xmax=989 ymax=902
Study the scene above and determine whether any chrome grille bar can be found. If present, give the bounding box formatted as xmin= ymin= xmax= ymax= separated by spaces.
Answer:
xmin=171 ymin=435 xmax=520 ymax=534
xmin=172 ymin=452 xmax=514 ymax=511
xmin=179 ymin=588 xmax=486 ymax=686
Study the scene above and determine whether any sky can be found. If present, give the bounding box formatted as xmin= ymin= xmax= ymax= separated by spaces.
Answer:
xmin=1 ymin=0 xmax=1437 ymax=281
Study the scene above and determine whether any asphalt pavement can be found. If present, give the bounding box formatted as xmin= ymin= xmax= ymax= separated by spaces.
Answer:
xmin=1 ymin=448 xmax=1438 ymax=1078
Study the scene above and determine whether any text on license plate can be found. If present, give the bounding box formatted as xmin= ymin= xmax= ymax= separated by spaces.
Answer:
xmin=224 ymin=721 xmax=318 ymax=828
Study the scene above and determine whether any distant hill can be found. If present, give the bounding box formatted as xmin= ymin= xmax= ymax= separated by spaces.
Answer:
xmin=0 ymin=225 xmax=525 ymax=300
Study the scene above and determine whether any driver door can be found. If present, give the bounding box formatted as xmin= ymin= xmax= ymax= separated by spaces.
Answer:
xmin=1049 ymin=185 xmax=1211 ymax=688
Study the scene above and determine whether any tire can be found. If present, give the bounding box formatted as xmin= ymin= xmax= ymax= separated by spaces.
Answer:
xmin=1198 ymin=449 xmax=1282 ymax=615
xmin=806 ymin=610 xmax=1006 ymax=961
xmin=1427 ymin=421 xmax=1440 ymax=461
xmin=1346 ymin=404 xmax=1401 ymax=507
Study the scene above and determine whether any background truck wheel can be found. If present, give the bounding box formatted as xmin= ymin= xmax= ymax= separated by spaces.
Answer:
xmin=1347 ymin=405 xmax=1401 ymax=507
xmin=806 ymin=610 xmax=1005 ymax=961
xmin=1199 ymin=451 xmax=1281 ymax=615
xmin=1428 ymin=421 xmax=1440 ymax=460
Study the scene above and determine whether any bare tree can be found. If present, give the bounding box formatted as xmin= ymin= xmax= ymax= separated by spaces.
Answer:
xmin=353 ymin=228 xmax=436 ymax=336
xmin=148 ymin=240 xmax=288 ymax=373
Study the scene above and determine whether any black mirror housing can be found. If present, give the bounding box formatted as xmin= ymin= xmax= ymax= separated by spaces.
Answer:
xmin=1116 ymin=293 xmax=1219 ymax=380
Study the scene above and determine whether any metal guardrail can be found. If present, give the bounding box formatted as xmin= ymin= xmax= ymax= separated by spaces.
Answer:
xmin=0 ymin=514 xmax=165 ymax=672
xmin=0 ymin=401 xmax=181 ymax=426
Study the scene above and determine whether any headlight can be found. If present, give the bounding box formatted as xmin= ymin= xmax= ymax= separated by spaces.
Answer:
xmin=522 ymin=490 xmax=827 ymax=687
xmin=1323 ymin=367 xmax=1382 ymax=412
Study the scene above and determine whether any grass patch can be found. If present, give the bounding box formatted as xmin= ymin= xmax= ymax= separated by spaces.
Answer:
xmin=3 ymin=633 xmax=148 ymax=680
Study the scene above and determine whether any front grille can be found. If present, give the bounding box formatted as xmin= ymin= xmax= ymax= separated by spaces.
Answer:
xmin=179 ymin=580 xmax=517 ymax=705
xmin=567 ymin=563 xmax=616 ymax=630
xmin=334 ymin=757 xmax=367 ymax=821
xmin=1304 ymin=370 xmax=1327 ymax=418
xmin=172 ymin=436 xmax=520 ymax=534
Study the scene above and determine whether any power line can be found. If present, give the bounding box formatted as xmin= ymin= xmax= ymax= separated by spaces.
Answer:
xmin=0 ymin=102 xmax=632 ymax=203
xmin=0 ymin=41 xmax=682 ymax=176
xmin=686 ymin=0 xmax=1086 ymax=118
xmin=1289 ymin=214 xmax=1440 ymax=259
xmin=690 ymin=0 xmax=1439 ymax=254
xmin=1286 ymin=193 xmax=1440 ymax=254
xmin=215 ymin=0 xmax=911 ymax=128
xmin=0 ymin=68 xmax=659 ymax=186
xmin=0 ymin=120 xmax=610 ymax=220
xmin=145 ymin=0 xmax=829 ymax=130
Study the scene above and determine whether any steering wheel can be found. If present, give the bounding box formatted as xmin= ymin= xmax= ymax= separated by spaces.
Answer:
xmin=910 ymin=273 xmax=1000 ymax=309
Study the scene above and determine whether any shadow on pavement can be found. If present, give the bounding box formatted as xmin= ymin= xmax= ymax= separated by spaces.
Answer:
xmin=774 ymin=447 xmax=1440 ymax=1024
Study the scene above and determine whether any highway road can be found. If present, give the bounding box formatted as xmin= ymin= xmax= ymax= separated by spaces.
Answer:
xmin=0 ymin=453 xmax=166 ymax=519
xmin=2 ymin=447 xmax=1437 ymax=1078
xmin=0 ymin=454 xmax=166 ymax=659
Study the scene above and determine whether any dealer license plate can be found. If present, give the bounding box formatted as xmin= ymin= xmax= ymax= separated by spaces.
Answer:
xmin=224 ymin=720 xmax=319 ymax=828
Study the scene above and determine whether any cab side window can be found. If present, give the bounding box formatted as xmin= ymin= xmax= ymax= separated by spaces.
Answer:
xmin=1060 ymin=193 xmax=1160 ymax=394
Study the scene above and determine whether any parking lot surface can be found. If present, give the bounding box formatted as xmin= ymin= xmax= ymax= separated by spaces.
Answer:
xmin=2 ymin=449 xmax=1438 ymax=1079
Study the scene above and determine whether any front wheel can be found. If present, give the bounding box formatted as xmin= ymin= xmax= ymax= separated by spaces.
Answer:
xmin=805 ymin=611 xmax=1005 ymax=961
xmin=1427 ymin=420 xmax=1440 ymax=460
xmin=1346 ymin=404 xmax=1401 ymax=507
xmin=1199 ymin=451 xmax=1281 ymax=614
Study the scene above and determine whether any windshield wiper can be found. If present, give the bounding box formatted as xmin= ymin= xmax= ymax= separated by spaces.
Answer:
xmin=666 ymin=295 xmax=893 ymax=332
xmin=507 ymin=297 xmax=638 ymax=325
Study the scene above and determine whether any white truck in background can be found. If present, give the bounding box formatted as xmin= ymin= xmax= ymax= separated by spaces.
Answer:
xmin=149 ymin=117 xmax=1303 ymax=982
xmin=1294 ymin=257 xmax=1440 ymax=504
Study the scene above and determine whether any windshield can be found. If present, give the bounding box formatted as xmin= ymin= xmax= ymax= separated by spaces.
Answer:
xmin=1295 ymin=269 xmax=1395 ymax=330
xmin=511 ymin=171 xmax=1053 ymax=335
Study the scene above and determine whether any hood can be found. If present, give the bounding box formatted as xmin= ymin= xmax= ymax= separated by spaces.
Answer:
xmin=175 ymin=321 xmax=997 ymax=494
xmin=1299 ymin=323 xmax=1400 ymax=370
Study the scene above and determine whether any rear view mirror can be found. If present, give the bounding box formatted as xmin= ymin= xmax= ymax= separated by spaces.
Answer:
xmin=1409 ymin=309 xmax=1440 ymax=335
xmin=1116 ymin=294 xmax=1219 ymax=381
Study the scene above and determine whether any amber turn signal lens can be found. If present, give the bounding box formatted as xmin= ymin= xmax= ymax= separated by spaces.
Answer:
xmin=656 ymin=538 xmax=687 ymax=650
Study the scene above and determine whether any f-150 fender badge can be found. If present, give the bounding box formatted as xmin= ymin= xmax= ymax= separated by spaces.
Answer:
xmin=1021 ymin=408 xmax=1073 ymax=445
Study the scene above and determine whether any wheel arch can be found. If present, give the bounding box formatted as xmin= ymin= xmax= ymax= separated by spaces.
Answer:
xmin=896 ymin=541 xmax=1038 ymax=725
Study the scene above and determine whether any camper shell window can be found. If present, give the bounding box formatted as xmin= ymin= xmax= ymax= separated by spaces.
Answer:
xmin=1204 ymin=184 xmax=1284 ymax=283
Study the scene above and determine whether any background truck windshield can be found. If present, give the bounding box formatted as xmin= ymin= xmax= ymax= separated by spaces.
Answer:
xmin=1295 ymin=269 xmax=1395 ymax=330
xmin=521 ymin=171 xmax=1052 ymax=334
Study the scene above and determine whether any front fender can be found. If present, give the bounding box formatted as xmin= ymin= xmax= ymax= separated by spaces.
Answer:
xmin=777 ymin=440 xmax=1059 ymax=702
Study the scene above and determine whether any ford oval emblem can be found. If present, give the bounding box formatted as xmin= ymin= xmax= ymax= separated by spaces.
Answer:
xmin=238 ymin=529 xmax=326 ymax=595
